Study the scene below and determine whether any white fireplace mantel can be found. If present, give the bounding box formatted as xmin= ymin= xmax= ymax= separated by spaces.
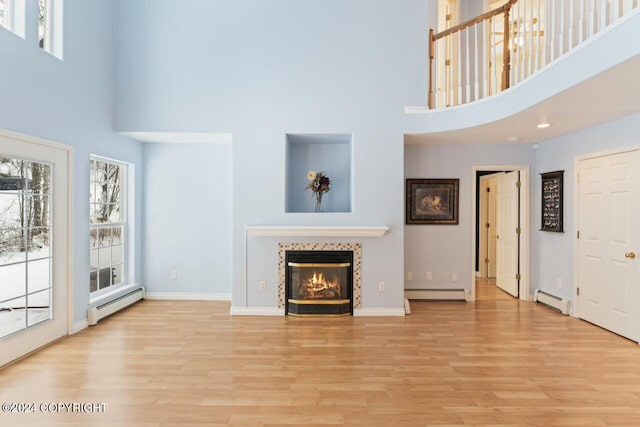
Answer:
xmin=245 ymin=225 xmax=389 ymax=238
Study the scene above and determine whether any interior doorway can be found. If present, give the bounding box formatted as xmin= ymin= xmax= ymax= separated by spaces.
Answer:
xmin=477 ymin=171 xmax=504 ymax=278
xmin=471 ymin=165 xmax=530 ymax=302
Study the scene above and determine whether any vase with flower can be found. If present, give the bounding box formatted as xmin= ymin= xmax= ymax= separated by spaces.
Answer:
xmin=305 ymin=170 xmax=330 ymax=212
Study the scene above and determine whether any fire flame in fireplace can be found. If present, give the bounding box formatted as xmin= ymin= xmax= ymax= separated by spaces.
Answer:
xmin=299 ymin=272 xmax=341 ymax=299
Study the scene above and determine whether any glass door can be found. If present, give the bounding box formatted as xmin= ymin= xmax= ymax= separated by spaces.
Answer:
xmin=0 ymin=132 xmax=69 ymax=367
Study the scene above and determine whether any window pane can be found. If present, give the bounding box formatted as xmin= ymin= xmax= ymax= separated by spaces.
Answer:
xmin=28 ymin=227 xmax=50 ymax=260
xmin=38 ymin=0 xmax=48 ymax=50
xmin=0 ymin=193 xmax=23 ymax=228
xmin=112 ymin=264 xmax=123 ymax=286
xmin=112 ymin=226 xmax=123 ymax=245
xmin=89 ymin=229 xmax=97 ymax=248
xmin=90 ymin=248 xmax=98 ymax=270
xmin=111 ymin=244 xmax=123 ymax=265
xmin=98 ymin=228 xmax=111 ymax=247
xmin=0 ymin=229 xmax=27 ymax=265
xmin=28 ymin=195 xmax=50 ymax=227
xmin=98 ymin=267 xmax=111 ymax=290
xmin=27 ymin=289 xmax=51 ymax=327
xmin=27 ymin=258 xmax=50 ymax=294
xmin=0 ymin=0 xmax=6 ymax=28
xmin=108 ymin=204 xmax=121 ymax=222
xmin=0 ymin=296 xmax=27 ymax=339
xmin=0 ymin=263 xmax=25 ymax=303
xmin=98 ymin=247 xmax=110 ymax=269
xmin=29 ymin=163 xmax=51 ymax=194
xmin=0 ymin=158 xmax=26 ymax=193
xmin=96 ymin=182 xmax=108 ymax=204
xmin=89 ymin=269 xmax=98 ymax=293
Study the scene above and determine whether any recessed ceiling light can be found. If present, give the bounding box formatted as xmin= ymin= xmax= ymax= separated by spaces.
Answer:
xmin=537 ymin=122 xmax=551 ymax=129
xmin=507 ymin=136 xmax=521 ymax=142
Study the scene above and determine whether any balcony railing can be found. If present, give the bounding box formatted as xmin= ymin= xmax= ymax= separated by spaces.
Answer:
xmin=429 ymin=0 xmax=639 ymax=109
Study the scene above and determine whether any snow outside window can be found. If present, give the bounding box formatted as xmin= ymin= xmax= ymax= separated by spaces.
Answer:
xmin=0 ymin=157 xmax=53 ymax=339
xmin=89 ymin=158 xmax=127 ymax=295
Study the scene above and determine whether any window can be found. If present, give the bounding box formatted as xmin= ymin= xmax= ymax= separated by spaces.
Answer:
xmin=0 ymin=157 xmax=52 ymax=338
xmin=38 ymin=0 xmax=62 ymax=59
xmin=0 ymin=0 xmax=10 ymax=30
xmin=89 ymin=158 xmax=127 ymax=295
xmin=0 ymin=0 xmax=25 ymax=37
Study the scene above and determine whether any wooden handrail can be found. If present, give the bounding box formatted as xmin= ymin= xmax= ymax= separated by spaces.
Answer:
xmin=432 ymin=0 xmax=518 ymax=41
xmin=428 ymin=0 xmax=639 ymax=109
xmin=429 ymin=0 xmax=518 ymax=108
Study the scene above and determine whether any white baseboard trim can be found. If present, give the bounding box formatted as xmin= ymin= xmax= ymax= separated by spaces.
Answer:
xmin=405 ymin=289 xmax=467 ymax=301
xmin=71 ymin=319 xmax=89 ymax=334
xmin=230 ymin=307 xmax=285 ymax=316
xmin=145 ymin=292 xmax=231 ymax=301
xmin=353 ymin=308 xmax=405 ymax=316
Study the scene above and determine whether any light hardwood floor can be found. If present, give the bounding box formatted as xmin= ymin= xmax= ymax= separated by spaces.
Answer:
xmin=1 ymin=280 xmax=640 ymax=426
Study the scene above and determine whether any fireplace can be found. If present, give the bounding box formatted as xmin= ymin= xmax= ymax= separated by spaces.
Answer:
xmin=285 ymin=250 xmax=353 ymax=316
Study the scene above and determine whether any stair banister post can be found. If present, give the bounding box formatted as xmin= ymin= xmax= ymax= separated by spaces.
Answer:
xmin=429 ymin=28 xmax=435 ymax=109
xmin=501 ymin=6 xmax=511 ymax=91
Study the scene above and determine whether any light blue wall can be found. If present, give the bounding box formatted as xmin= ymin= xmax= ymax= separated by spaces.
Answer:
xmin=142 ymin=143 xmax=233 ymax=296
xmin=404 ymin=142 xmax=535 ymax=293
xmin=0 ymin=0 xmax=143 ymax=323
xmin=535 ymin=111 xmax=640 ymax=302
xmin=116 ymin=0 xmax=429 ymax=310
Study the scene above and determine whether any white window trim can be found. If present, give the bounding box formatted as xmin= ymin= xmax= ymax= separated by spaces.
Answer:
xmin=88 ymin=155 xmax=135 ymax=304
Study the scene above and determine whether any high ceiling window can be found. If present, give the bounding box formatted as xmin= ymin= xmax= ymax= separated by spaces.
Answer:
xmin=38 ymin=0 xmax=62 ymax=59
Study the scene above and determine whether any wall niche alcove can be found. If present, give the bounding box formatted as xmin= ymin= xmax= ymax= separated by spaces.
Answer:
xmin=285 ymin=134 xmax=353 ymax=213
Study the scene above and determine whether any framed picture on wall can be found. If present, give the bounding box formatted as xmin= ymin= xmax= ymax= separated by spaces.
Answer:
xmin=540 ymin=170 xmax=563 ymax=232
xmin=406 ymin=178 xmax=459 ymax=225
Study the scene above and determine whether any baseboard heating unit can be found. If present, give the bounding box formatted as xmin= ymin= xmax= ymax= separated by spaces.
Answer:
xmin=88 ymin=287 xmax=146 ymax=326
xmin=404 ymin=289 xmax=466 ymax=301
xmin=534 ymin=289 xmax=570 ymax=315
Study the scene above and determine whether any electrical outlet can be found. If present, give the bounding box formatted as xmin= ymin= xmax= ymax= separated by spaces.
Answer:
xmin=407 ymin=272 xmax=413 ymax=281
xmin=170 ymin=270 xmax=177 ymax=280
xmin=451 ymin=272 xmax=458 ymax=282
xmin=426 ymin=272 xmax=432 ymax=280
xmin=556 ymin=278 xmax=562 ymax=288
xmin=378 ymin=282 xmax=385 ymax=292
xmin=260 ymin=281 xmax=266 ymax=291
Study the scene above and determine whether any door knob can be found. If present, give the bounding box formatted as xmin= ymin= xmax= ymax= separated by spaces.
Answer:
xmin=496 ymin=235 xmax=500 ymax=240
xmin=625 ymin=252 xmax=636 ymax=259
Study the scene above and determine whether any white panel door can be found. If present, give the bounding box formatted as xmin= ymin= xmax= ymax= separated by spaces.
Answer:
xmin=0 ymin=134 xmax=68 ymax=367
xmin=578 ymin=150 xmax=640 ymax=341
xmin=496 ymin=171 xmax=519 ymax=297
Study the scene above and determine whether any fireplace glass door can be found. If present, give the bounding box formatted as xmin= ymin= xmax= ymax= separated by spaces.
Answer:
xmin=286 ymin=251 xmax=353 ymax=316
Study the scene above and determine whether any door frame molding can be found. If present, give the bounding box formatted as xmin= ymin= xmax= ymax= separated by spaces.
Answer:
xmin=471 ymin=165 xmax=530 ymax=302
xmin=0 ymin=128 xmax=74 ymax=336
xmin=573 ymin=144 xmax=640 ymax=319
